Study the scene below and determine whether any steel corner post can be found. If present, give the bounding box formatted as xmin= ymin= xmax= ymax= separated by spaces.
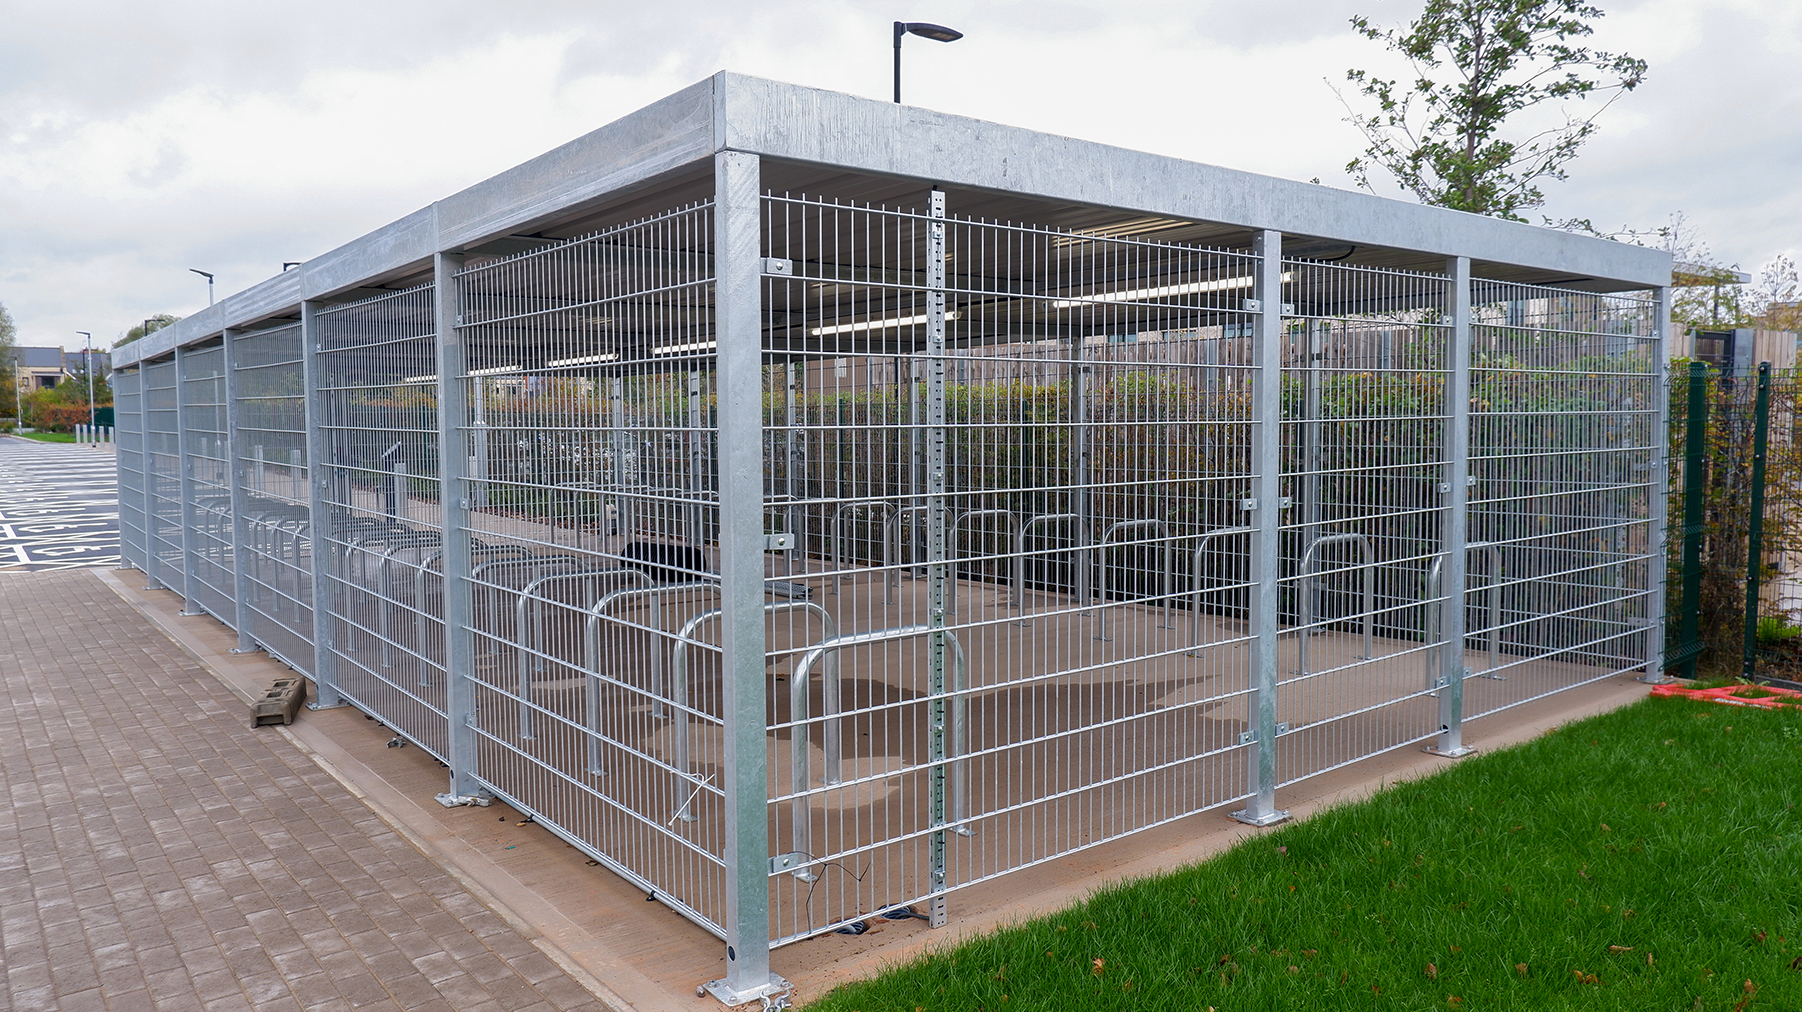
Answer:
xmin=432 ymin=254 xmax=486 ymax=804
xmin=1427 ymin=256 xmax=1475 ymax=759
xmin=923 ymin=188 xmax=953 ymax=926
xmin=1641 ymin=286 xmax=1674 ymax=684
xmin=300 ymin=301 xmax=345 ymax=708
xmin=1232 ymin=229 xmax=1288 ymax=828
xmin=703 ymin=149 xmax=787 ymax=1007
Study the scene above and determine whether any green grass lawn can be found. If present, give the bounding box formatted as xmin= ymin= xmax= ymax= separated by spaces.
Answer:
xmin=807 ymin=697 xmax=1802 ymax=1011
xmin=8 ymin=431 xmax=77 ymax=442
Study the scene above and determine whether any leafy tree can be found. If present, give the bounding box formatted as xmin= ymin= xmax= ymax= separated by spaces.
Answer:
xmin=115 ymin=313 xmax=180 ymax=349
xmin=0 ymin=301 xmax=15 ymax=418
xmin=1339 ymin=0 xmax=1647 ymax=220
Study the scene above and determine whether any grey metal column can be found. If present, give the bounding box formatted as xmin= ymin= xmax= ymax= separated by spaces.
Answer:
xmin=1427 ymin=256 xmax=1476 ymax=758
xmin=222 ymin=329 xmax=257 ymax=653
xmin=432 ymin=254 xmax=488 ymax=804
xmin=702 ymin=150 xmax=786 ymax=1008
xmin=174 ymin=344 xmax=203 ymax=617
xmin=300 ymin=302 xmax=345 ymax=705
xmin=1641 ymin=285 xmax=1674 ymax=684
xmin=922 ymin=188 xmax=953 ymax=927
xmin=1232 ymin=230 xmax=1289 ymax=827
xmin=687 ymin=370 xmax=706 ymax=546
xmin=1068 ymin=333 xmax=1092 ymax=606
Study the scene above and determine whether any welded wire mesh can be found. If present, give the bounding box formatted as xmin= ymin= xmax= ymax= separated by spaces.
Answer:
xmin=314 ymin=284 xmax=449 ymax=758
xmin=111 ymin=180 xmax=1663 ymax=962
xmin=114 ymin=367 xmax=148 ymax=572
xmin=1272 ymin=260 xmax=1451 ymax=788
xmin=232 ymin=323 xmax=315 ymax=671
xmin=452 ymin=201 xmax=728 ymax=934
xmin=761 ymin=194 xmax=1262 ymax=942
xmin=1464 ymin=281 xmax=1658 ymax=719
xmin=181 ymin=344 xmax=235 ymax=622
xmin=142 ymin=358 xmax=182 ymax=591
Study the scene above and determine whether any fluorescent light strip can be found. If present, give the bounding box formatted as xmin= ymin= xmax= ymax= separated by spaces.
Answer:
xmin=1049 ymin=271 xmax=1293 ymax=308
xmin=468 ymin=364 xmax=521 ymax=377
xmin=545 ymin=353 xmax=619 ymax=367
xmin=400 ymin=374 xmax=436 ymax=384
xmin=651 ymin=341 xmax=717 ymax=355
xmin=809 ymin=310 xmax=961 ymax=337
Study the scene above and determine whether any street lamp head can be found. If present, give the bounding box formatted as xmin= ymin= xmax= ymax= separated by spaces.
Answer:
xmin=189 ymin=268 xmax=214 ymax=282
xmin=898 ymin=21 xmax=963 ymax=43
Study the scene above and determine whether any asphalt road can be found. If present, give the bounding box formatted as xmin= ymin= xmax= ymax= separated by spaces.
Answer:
xmin=0 ymin=436 xmax=121 ymax=572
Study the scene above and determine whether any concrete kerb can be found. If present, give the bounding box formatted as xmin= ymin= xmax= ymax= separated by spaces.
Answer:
xmin=91 ymin=567 xmax=648 ymax=1012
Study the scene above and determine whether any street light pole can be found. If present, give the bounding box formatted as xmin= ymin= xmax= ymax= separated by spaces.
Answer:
xmin=893 ymin=21 xmax=964 ymax=104
xmin=190 ymin=268 xmax=215 ymax=306
xmin=76 ymin=331 xmax=95 ymax=436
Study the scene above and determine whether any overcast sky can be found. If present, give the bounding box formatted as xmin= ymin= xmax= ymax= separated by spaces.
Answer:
xmin=2 ymin=0 xmax=1797 ymax=350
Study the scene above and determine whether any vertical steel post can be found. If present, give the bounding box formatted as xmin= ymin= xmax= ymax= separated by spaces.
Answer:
xmin=432 ymin=254 xmax=486 ymax=802
xmin=1741 ymin=361 xmax=1772 ymax=678
xmin=1642 ymin=287 xmax=1674 ymax=683
xmin=703 ymin=150 xmax=786 ymax=1007
xmin=1428 ymin=257 xmax=1476 ymax=758
xmin=610 ymin=375 xmax=631 ymax=541
xmin=1232 ymin=230 xmax=1289 ymax=827
xmin=1675 ymin=360 xmax=1709 ymax=680
xmin=299 ymin=301 xmax=344 ymax=704
xmin=1068 ymin=332 xmax=1092 ymax=606
xmin=923 ymin=188 xmax=953 ymax=926
xmin=174 ymin=344 xmax=203 ymax=616
xmin=688 ymin=370 xmax=705 ymax=546
xmin=223 ymin=329 xmax=257 ymax=653
xmin=1302 ymin=318 xmax=1325 ymax=630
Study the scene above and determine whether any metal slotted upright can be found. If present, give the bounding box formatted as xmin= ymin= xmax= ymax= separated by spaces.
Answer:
xmin=1429 ymin=256 xmax=1475 ymax=758
xmin=707 ymin=148 xmax=784 ymax=1007
xmin=1235 ymin=229 xmax=1287 ymax=826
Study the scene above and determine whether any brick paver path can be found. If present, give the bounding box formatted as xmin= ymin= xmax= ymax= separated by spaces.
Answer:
xmin=0 ymin=571 xmax=615 ymax=1012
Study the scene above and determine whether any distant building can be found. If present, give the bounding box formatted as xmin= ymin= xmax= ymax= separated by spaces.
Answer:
xmin=10 ymin=346 xmax=111 ymax=392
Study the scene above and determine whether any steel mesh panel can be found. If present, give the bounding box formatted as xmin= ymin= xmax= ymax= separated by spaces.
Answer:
xmin=453 ymin=201 xmax=728 ymax=935
xmin=180 ymin=344 xmax=235 ymax=622
xmin=1271 ymin=260 xmax=1451 ymax=789
xmin=114 ymin=367 xmax=148 ymax=571
xmin=232 ymin=323 xmax=315 ymax=672
xmin=314 ymin=284 xmax=449 ymax=759
xmin=1464 ymin=281 xmax=1658 ymax=719
xmin=761 ymin=195 xmax=1262 ymax=942
xmin=142 ymin=358 xmax=183 ymax=592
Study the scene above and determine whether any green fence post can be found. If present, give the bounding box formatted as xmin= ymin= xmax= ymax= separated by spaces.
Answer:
xmin=1741 ymin=361 xmax=1772 ymax=678
xmin=1676 ymin=361 xmax=1709 ymax=679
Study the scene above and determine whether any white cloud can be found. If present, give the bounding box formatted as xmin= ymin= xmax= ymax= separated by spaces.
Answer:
xmin=0 ymin=0 xmax=1796 ymax=347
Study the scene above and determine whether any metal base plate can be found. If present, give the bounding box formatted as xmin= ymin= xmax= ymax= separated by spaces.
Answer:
xmin=701 ymin=972 xmax=791 ymax=1008
xmin=1229 ymin=807 xmax=1290 ymax=827
xmin=434 ymin=792 xmax=492 ymax=809
xmin=1423 ymin=744 xmax=1477 ymax=759
xmin=305 ymin=700 xmax=353 ymax=710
